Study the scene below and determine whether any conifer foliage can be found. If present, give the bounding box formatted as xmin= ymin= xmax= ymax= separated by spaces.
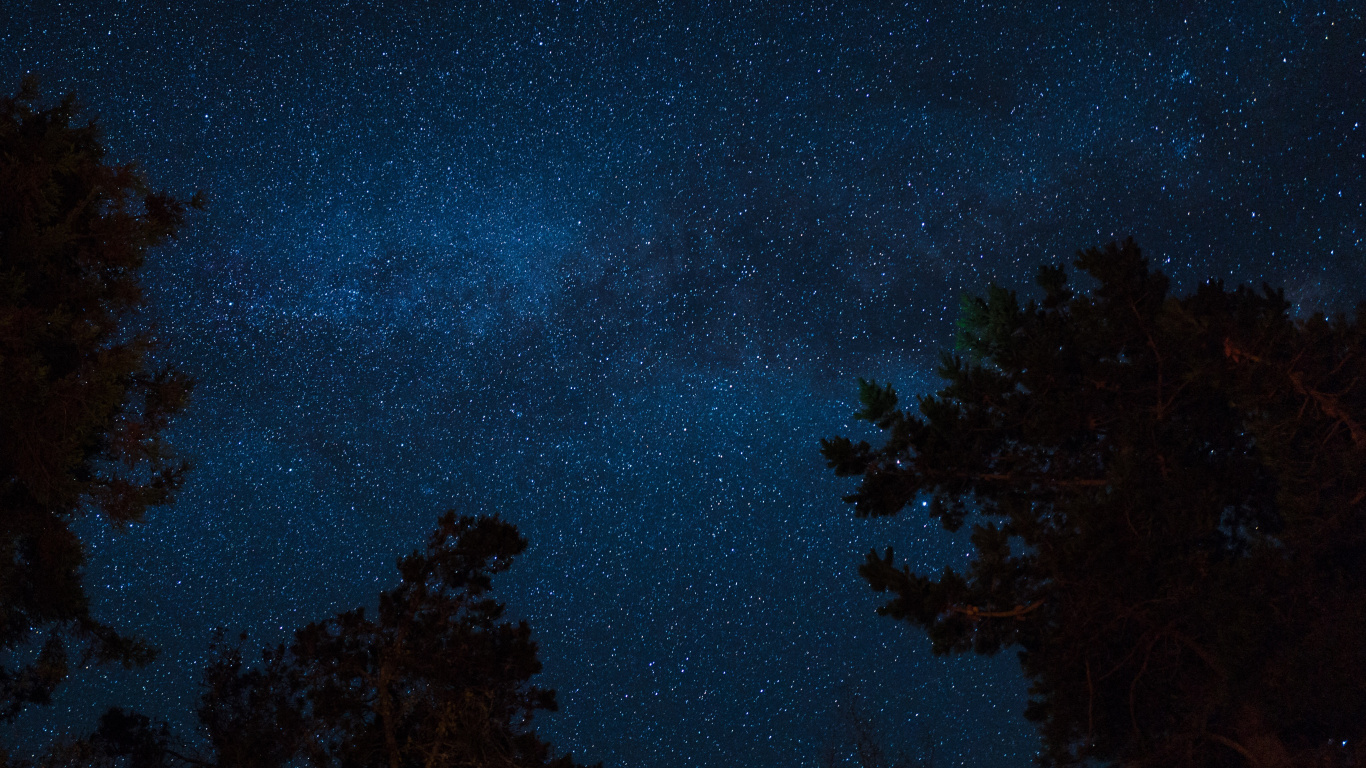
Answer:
xmin=0 ymin=81 xmax=196 ymax=720
xmin=823 ymin=240 xmax=1366 ymax=767
xmin=199 ymin=513 xmax=588 ymax=768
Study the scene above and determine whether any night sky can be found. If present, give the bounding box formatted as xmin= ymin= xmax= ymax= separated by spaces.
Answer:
xmin=3 ymin=2 xmax=1364 ymax=766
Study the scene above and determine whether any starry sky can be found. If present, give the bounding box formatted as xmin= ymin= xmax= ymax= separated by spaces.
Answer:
xmin=3 ymin=2 xmax=1364 ymax=766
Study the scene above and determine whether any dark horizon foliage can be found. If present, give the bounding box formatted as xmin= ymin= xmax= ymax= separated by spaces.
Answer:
xmin=823 ymin=240 xmax=1366 ymax=768
xmin=0 ymin=78 xmax=197 ymax=724
xmin=198 ymin=512 xmax=592 ymax=768
xmin=6 ymin=514 xmax=587 ymax=768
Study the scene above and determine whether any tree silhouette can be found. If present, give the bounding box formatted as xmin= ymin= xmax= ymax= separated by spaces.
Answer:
xmin=24 ymin=707 xmax=204 ymax=768
xmin=823 ymin=240 xmax=1366 ymax=767
xmin=199 ymin=513 xmax=590 ymax=768
xmin=0 ymin=80 xmax=196 ymax=723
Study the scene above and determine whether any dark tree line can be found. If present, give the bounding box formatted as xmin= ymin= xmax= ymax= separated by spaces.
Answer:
xmin=22 ymin=514 xmax=583 ymax=768
xmin=825 ymin=240 xmax=1366 ymax=767
xmin=197 ymin=513 xmax=582 ymax=768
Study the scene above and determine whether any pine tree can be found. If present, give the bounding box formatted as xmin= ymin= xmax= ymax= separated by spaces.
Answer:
xmin=199 ymin=513 xmax=591 ymax=768
xmin=0 ymin=80 xmax=196 ymax=722
xmin=822 ymin=240 xmax=1366 ymax=767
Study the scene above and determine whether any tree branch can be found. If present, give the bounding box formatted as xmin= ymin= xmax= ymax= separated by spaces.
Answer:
xmin=954 ymin=472 xmax=1109 ymax=488
xmin=1224 ymin=338 xmax=1365 ymax=448
xmin=1287 ymin=371 xmax=1366 ymax=448
xmin=949 ymin=601 xmax=1043 ymax=621
xmin=1207 ymin=733 xmax=1264 ymax=768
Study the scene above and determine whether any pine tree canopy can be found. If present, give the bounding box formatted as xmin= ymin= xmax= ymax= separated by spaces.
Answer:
xmin=198 ymin=513 xmax=592 ymax=768
xmin=822 ymin=240 xmax=1366 ymax=768
xmin=0 ymin=81 xmax=197 ymax=720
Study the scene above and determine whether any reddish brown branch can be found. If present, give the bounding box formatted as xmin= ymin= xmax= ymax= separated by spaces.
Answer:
xmin=1224 ymin=338 xmax=1365 ymax=448
xmin=1207 ymin=733 xmax=1264 ymax=768
xmin=949 ymin=601 xmax=1043 ymax=621
xmin=1287 ymin=371 xmax=1366 ymax=448
xmin=961 ymin=472 xmax=1109 ymax=488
